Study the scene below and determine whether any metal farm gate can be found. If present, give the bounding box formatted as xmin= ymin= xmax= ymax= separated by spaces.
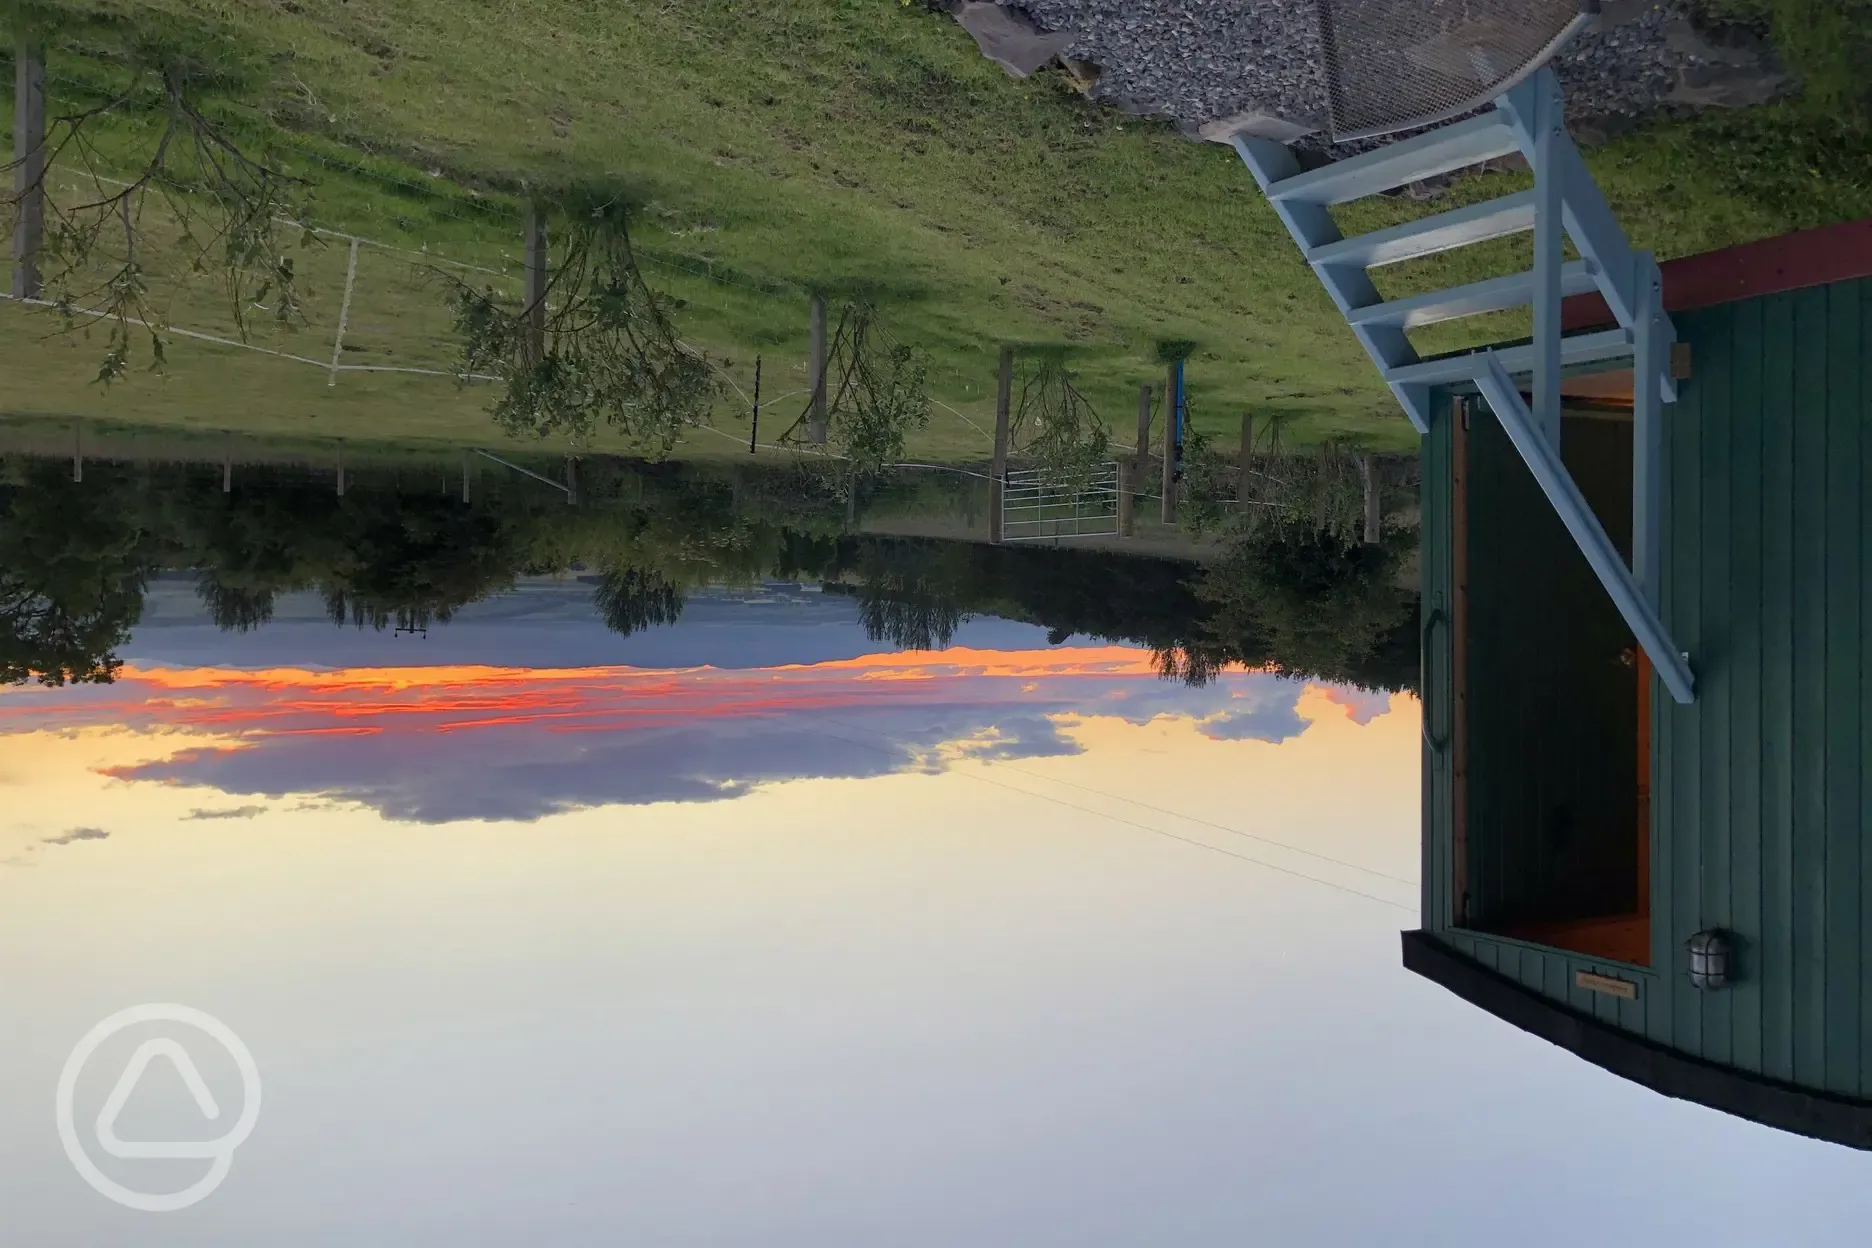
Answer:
xmin=999 ymin=464 xmax=1121 ymax=543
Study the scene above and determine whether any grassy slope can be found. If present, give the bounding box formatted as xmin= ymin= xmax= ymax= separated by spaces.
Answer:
xmin=4 ymin=0 xmax=1870 ymax=462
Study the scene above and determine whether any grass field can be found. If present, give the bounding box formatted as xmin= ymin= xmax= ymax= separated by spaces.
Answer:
xmin=3 ymin=0 xmax=1870 ymax=463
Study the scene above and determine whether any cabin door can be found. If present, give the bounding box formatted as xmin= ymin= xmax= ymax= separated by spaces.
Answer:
xmin=1457 ymin=405 xmax=1650 ymax=967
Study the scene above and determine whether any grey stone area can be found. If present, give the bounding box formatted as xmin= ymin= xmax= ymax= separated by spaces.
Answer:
xmin=969 ymin=1 xmax=1788 ymax=148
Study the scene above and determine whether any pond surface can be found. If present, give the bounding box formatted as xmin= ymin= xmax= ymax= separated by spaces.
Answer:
xmin=2 ymin=452 xmax=1868 ymax=1245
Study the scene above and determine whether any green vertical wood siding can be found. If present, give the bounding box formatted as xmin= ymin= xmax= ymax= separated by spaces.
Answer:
xmin=1418 ymin=278 xmax=1872 ymax=1100
xmin=1436 ymin=929 xmax=1653 ymax=1035
xmin=1660 ymin=278 xmax=1872 ymax=1097
xmin=1823 ymin=282 xmax=1863 ymax=1097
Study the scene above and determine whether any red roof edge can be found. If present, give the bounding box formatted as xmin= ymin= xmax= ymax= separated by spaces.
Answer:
xmin=1561 ymin=216 xmax=1872 ymax=332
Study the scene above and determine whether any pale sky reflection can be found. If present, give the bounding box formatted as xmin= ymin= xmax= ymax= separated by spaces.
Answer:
xmin=2 ymin=669 xmax=1867 ymax=1246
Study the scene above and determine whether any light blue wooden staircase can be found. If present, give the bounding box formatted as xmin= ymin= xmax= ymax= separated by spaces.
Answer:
xmin=1233 ymin=67 xmax=1694 ymax=702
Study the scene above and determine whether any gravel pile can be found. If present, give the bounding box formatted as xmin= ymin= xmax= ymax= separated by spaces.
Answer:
xmin=997 ymin=0 xmax=1697 ymax=145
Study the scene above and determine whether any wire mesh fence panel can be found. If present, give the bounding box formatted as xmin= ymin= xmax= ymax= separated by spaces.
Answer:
xmin=330 ymin=242 xmax=525 ymax=378
xmin=1000 ymin=463 xmax=1120 ymax=543
xmin=1315 ymin=0 xmax=1591 ymax=140
xmin=3 ymin=161 xmax=532 ymax=388
xmin=0 ymin=106 xmax=780 ymax=453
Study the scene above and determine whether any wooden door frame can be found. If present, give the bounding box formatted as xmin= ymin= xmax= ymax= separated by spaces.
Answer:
xmin=1452 ymin=397 xmax=1470 ymax=927
xmin=1636 ymin=647 xmax=1652 ymax=920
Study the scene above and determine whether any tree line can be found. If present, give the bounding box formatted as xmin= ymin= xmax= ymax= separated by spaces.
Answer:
xmin=0 ymin=454 xmax=1418 ymax=692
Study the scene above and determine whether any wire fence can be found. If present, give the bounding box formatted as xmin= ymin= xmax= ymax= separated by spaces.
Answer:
xmin=7 ymin=66 xmax=1163 ymax=472
xmin=0 ymin=71 xmax=790 ymax=426
xmin=3 ymin=161 xmax=522 ymax=381
xmin=0 ymin=63 xmax=1038 ymax=473
xmin=1 ymin=146 xmax=1000 ymax=460
xmin=5 ymin=65 xmax=1285 ymax=480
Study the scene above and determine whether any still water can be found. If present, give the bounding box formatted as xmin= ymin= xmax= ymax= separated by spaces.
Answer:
xmin=2 ymin=454 xmax=1867 ymax=1245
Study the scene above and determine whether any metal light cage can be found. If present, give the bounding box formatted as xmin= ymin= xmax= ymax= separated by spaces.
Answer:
xmin=1688 ymin=930 xmax=1735 ymax=991
xmin=1314 ymin=0 xmax=1597 ymax=142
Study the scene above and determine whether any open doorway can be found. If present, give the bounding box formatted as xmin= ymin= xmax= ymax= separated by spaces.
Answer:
xmin=1454 ymin=403 xmax=1650 ymax=967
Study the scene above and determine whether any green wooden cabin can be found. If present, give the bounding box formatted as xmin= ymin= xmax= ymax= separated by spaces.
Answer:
xmin=1407 ymin=241 xmax=1872 ymax=1149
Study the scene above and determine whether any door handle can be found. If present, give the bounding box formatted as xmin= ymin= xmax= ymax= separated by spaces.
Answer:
xmin=1422 ymin=602 xmax=1451 ymax=754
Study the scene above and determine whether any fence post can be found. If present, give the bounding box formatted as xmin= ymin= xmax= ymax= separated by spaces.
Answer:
xmin=11 ymin=42 xmax=45 ymax=300
xmin=1135 ymin=383 xmax=1153 ymax=475
xmin=1239 ymin=412 xmax=1254 ymax=505
xmin=1160 ymin=362 xmax=1179 ymax=525
xmin=749 ymin=353 xmax=762 ymax=452
xmin=564 ymin=455 xmax=579 ymax=506
xmin=327 ymin=238 xmax=360 ymax=385
xmin=807 ymin=295 xmax=828 ymax=445
xmin=523 ymin=205 xmax=549 ymax=365
xmin=335 ymin=442 xmax=345 ymax=496
xmin=70 ymin=422 xmax=81 ymax=482
xmin=1116 ymin=458 xmax=1134 ymax=538
xmin=1360 ymin=452 xmax=1381 ymax=544
xmin=223 ymin=438 xmax=233 ymax=493
xmin=990 ymin=345 xmax=1013 ymax=544
xmin=461 ymin=449 xmax=471 ymax=504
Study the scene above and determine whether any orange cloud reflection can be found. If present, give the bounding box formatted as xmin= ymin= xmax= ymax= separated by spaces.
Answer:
xmin=0 ymin=645 xmax=1207 ymax=746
